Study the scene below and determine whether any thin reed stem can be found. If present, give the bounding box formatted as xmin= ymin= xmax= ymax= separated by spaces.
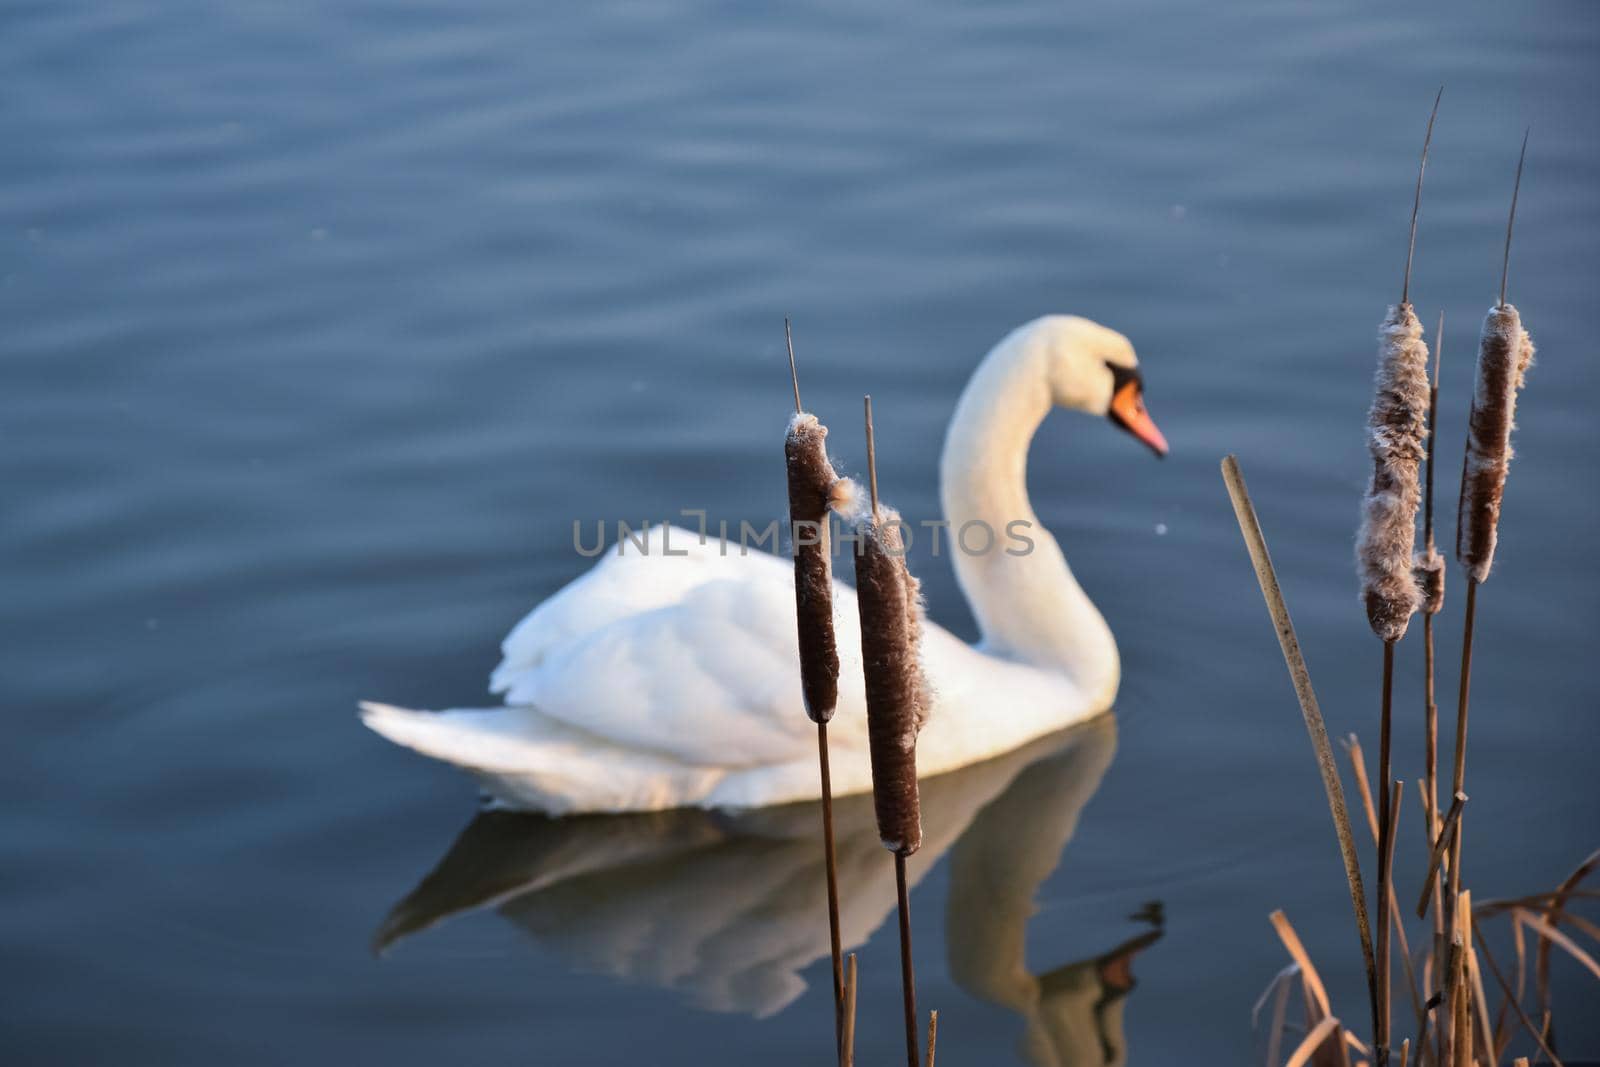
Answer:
xmin=864 ymin=396 xmax=879 ymax=517
xmin=1385 ymin=779 xmax=1426 ymax=1046
xmin=1402 ymin=87 xmax=1443 ymax=306
xmin=782 ymin=327 xmax=845 ymax=1056
xmin=1346 ymin=739 xmax=1425 ymax=1040
xmin=785 ymin=317 xmax=802 ymax=414
xmin=859 ymin=400 xmax=921 ymax=1067
xmin=1500 ymin=131 xmax=1529 ymax=308
xmin=1422 ymin=314 xmax=1443 ymax=840
xmin=895 ymin=852 xmax=920 ymax=1067
xmin=1454 ymin=892 xmax=1477 ymax=1067
xmin=1418 ymin=792 xmax=1467 ymax=920
xmin=1535 ymin=849 xmax=1600 ymax=1041
xmin=926 ymin=1010 xmax=938 ymax=1067
xmin=1350 ymin=746 xmax=1415 ymax=1062
xmin=1377 ymin=642 xmax=1396 ymax=1065
xmin=842 ymin=953 xmax=858 ymax=1067
xmin=1422 ymin=308 xmax=1447 ymax=1032
xmin=1423 ymin=612 xmax=1437 ymax=814
xmin=1446 ymin=580 xmax=1478 ymax=927
xmin=817 ymin=722 xmax=844 ymax=1056
xmin=1221 ymin=456 xmax=1379 ymax=1050
xmin=1423 ymin=311 xmax=1443 ymax=549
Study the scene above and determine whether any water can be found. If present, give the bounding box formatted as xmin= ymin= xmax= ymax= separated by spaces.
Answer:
xmin=3 ymin=1 xmax=1597 ymax=1062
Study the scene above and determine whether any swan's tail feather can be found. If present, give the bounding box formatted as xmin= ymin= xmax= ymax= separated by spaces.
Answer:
xmin=359 ymin=702 xmax=525 ymax=771
xmin=358 ymin=701 xmax=727 ymax=814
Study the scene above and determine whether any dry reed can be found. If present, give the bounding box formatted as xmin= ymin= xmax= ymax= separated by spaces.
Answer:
xmin=853 ymin=394 xmax=929 ymax=1067
xmin=1238 ymin=124 xmax=1598 ymax=1067
xmin=781 ymin=320 xmax=847 ymax=1056
xmin=1343 ymin=736 xmax=1424 ymax=1036
xmin=1416 ymin=792 xmax=1467 ymax=921
xmin=1285 ymin=1017 xmax=1343 ymax=1067
xmin=1222 ymin=455 xmax=1379 ymax=1051
xmin=1534 ymin=849 xmax=1600 ymax=1044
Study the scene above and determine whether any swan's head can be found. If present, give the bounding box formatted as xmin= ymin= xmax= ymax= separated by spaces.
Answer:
xmin=1038 ymin=316 xmax=1169 ymax=458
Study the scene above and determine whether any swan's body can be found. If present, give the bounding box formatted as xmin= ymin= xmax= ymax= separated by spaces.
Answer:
xmin=362 ymin=315 xmax=1165 ymax=813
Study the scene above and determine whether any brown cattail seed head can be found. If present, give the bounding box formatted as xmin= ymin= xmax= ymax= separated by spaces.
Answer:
xmin=1413 ymin=545 xmax=1446 ymax=616
xmin=1357 ymin=304 xmax=1431 ymax=642
xmin=852 ymin=509 xmax=928 ymax=856
xmin=785 ymin=413 xmax=840 ymax=723
xmin=1456 ymin=303 xmax=1535 ymax=584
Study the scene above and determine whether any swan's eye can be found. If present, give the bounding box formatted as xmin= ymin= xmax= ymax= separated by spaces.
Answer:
xmin=1106 ymin=362 xmax=1143 ymax=396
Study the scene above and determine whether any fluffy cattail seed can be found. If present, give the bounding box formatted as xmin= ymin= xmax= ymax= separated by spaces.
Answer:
xmin=1357 ymin=304 xmax=1431 ymax=642
xmin=1414 ymin=546 xmax=1446 ymax=616
xmin=853 ymin=507 xmax=928 ymax=856
xmin=829 ymin=475 xmax=866 ymax=523
xmin=1456 ymin=303 xmax=1535 ymax=583
xmin=785 ymin=413 xmax=842 ymax=723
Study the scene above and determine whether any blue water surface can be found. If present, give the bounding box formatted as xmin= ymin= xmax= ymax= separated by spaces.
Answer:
xmin=3 ymin=1 xmax=1597 ymax=1062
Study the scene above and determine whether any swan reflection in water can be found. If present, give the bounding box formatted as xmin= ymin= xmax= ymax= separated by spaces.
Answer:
xmin=376 ymin=715 xmax=1161 ymax=1066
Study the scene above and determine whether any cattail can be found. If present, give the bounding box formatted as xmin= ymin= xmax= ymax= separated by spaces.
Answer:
xmin=1443 ymin=135 xmax=1534 ymax=1061
xmin=1358 ymin=90 xmax=1440 ymax=648
xmin=1455 ymin=302 xmax=1535 ymax=583
xmin=781 ymin=322 xmax=850 ymax=1056
xmin=854 ymin=504 xmax=929 ymax=855
xmin=1359 ymin=91 xmax=1440 ymax=1067
xmin=853 ymin=395 xmax=928 ymax=1067
xmin=785 ymin=411 xmax=842 ymax=723
xmin=1357 ymin=303 xmax=1432 ymax=643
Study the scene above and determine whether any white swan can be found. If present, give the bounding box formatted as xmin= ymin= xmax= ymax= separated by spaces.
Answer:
xmin=361 ymin=315 xmax=1167 ymax=813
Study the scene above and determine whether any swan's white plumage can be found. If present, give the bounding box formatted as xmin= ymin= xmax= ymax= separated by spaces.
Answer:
xmin=363 ymin=524 xmax=1092 ymax=812
xmin=363 ymin=316 xmax=1152 ymax=813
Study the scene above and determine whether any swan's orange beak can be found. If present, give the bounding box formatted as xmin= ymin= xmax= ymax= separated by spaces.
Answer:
xmin=1109 ymin=379 xmax=1169 ymax=458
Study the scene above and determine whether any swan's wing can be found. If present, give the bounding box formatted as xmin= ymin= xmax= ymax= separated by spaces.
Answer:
xmin=489 ymin=526 xmax=1049 ymax=773
xmin=511 ymin=555 xmax=871 ymax=767
xmin=491 ymin=525 xmax=755 ymax=694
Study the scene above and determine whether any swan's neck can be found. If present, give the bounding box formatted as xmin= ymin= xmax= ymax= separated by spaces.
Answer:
xmin=938 ymin=325 xmax=1119 ymax=700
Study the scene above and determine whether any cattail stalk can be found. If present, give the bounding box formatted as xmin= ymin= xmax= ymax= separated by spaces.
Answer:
xmin=781 ymin=321 xmax=847 ymax=1055
xmin=1357 ymin=94 xmax=1440 ymax=1062
xmin=1359 ymin=294 xmax=1431 ymax=1067
xmin=841 ymin=953 xmax=859 ymax=1067
xmin=853 ymin=395 xmax=929 ymax=1067
xmin=1418 ymin=312 xmax=1448 ymax=999
xmin=1418 ymin=312 xmax=1446 ymax=801
xmin=1344 ymin=736 xmax=1425 ymax=1040
xmin=1446 ymin=132 xmax=1534 ymax=1063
